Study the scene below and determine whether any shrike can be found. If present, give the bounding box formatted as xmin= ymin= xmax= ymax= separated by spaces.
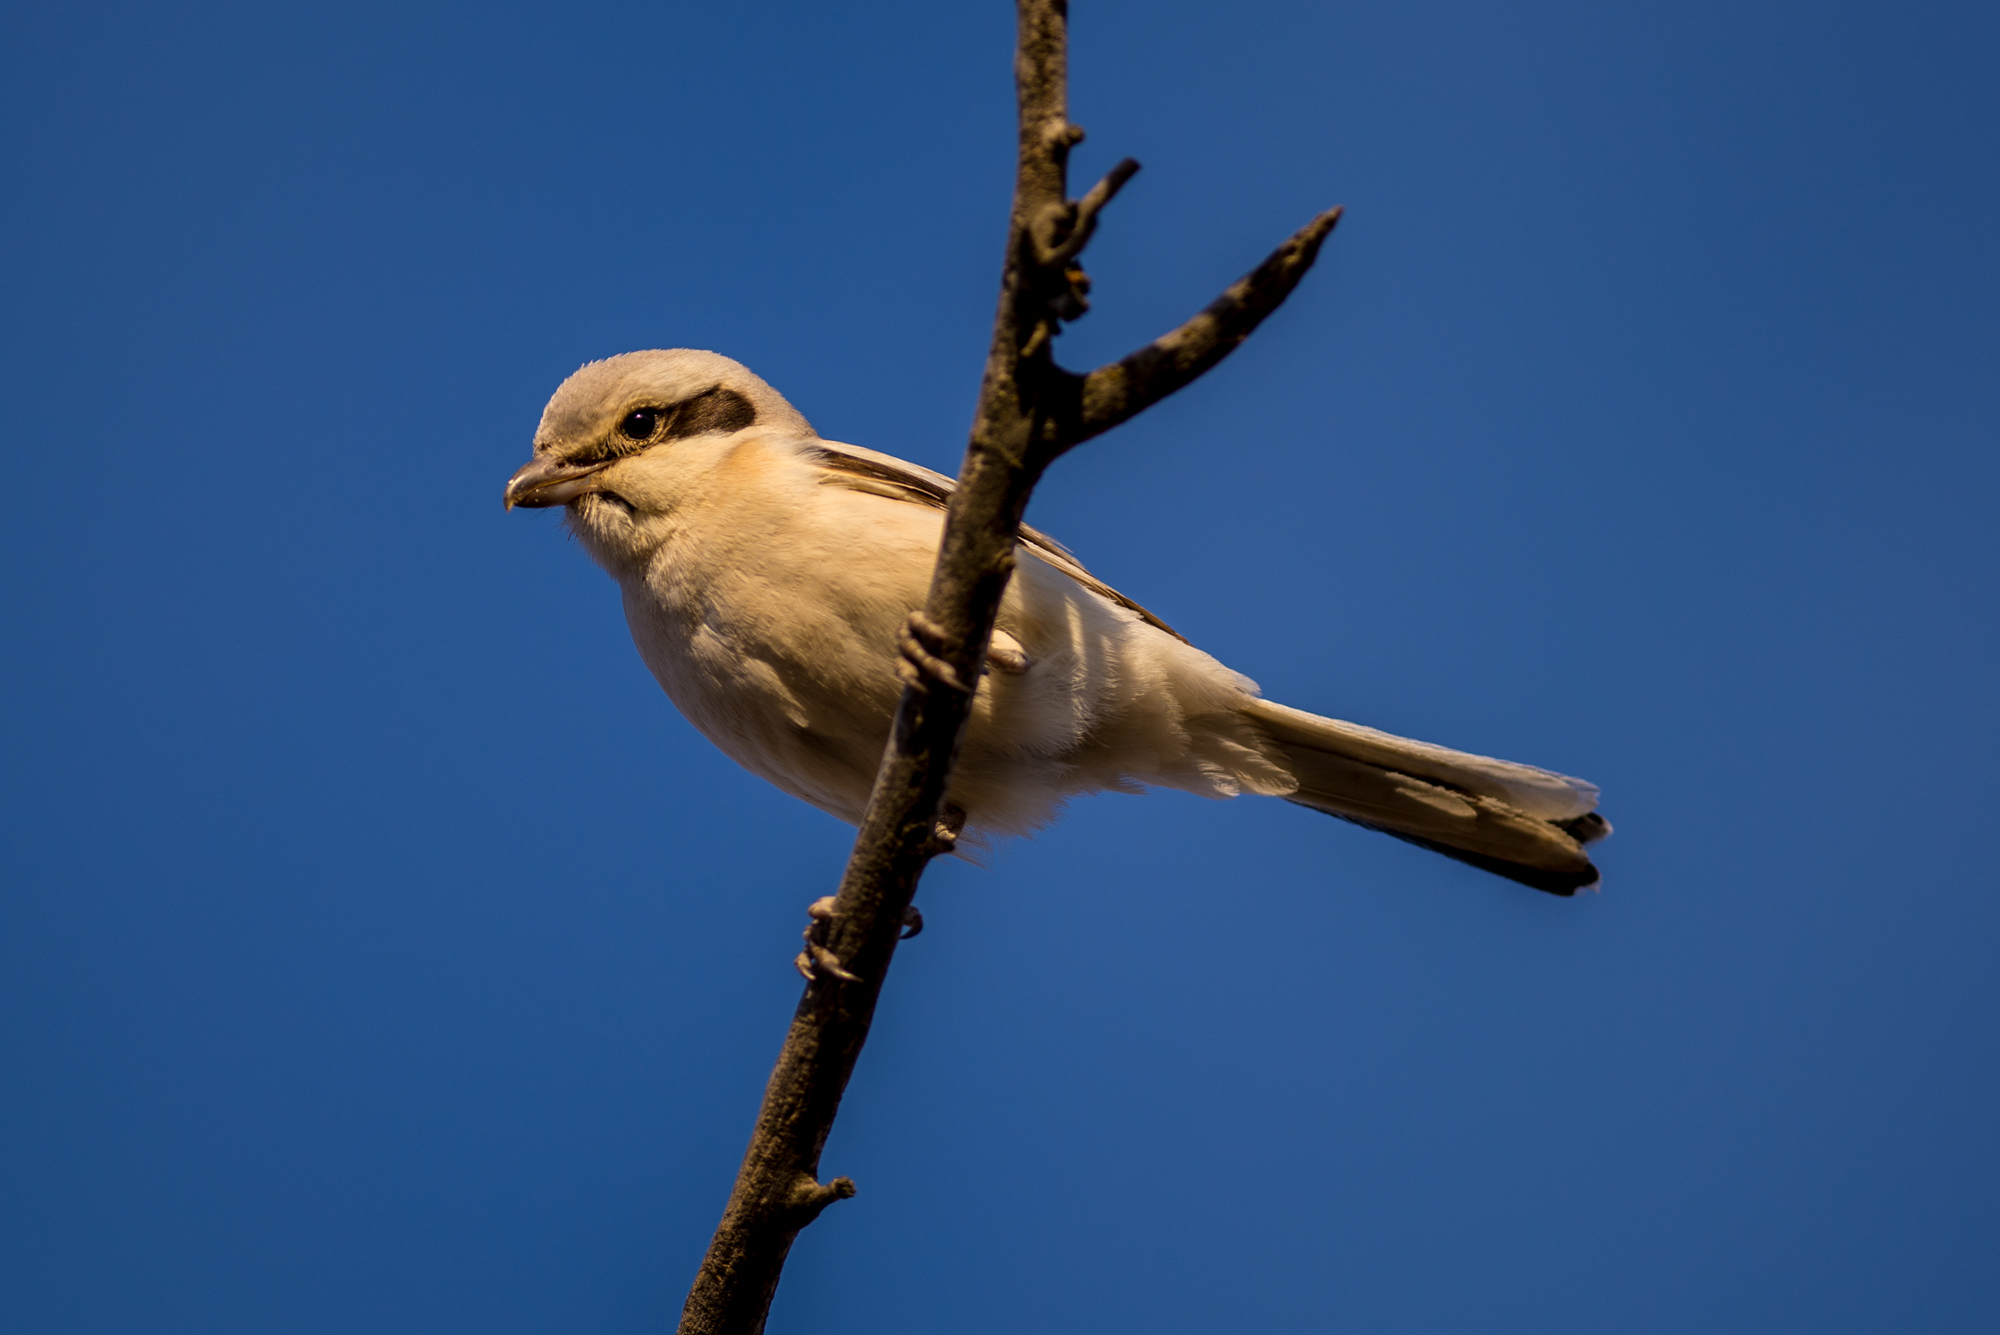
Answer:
xmin=505 ymin=349 xmax=1610 ymax=893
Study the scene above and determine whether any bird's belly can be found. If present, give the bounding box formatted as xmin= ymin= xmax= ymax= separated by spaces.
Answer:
xmin=620 ymin=579 xmax=901 ymax=824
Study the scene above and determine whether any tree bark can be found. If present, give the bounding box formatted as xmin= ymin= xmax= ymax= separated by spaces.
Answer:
xmin=676 ymin=4 xmax=1338 ymax=1331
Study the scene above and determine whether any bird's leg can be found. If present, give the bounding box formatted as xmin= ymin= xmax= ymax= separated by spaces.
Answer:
xmin=896 ymin=612 xmax=971 ymax=695
xmin=793 ymin=896 xmax=859 ymax=984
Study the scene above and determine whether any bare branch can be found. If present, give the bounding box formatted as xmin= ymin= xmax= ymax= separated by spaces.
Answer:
xmin=1075 ymin=205 xmax=1343 ymax=448
xmin=674 ymin=5 xmax=1337 ymax=1332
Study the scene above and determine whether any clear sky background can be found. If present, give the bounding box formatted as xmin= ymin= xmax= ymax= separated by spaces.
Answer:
xmin=3 ymin=1 xmax=1996 ymax=1331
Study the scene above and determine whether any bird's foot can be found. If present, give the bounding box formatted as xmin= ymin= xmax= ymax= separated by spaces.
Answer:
xmin=792 ymin=895 xmax=927 ymax=980
xmin=925 ymin=802 xmax=967 ymax=859
xmin=794 ymin=896 xmax=859 ymax=983
xmin=985 ymin=630 xmax=1031 ymax=676
xmin=896 ymin=613 xmax=971 ymax=695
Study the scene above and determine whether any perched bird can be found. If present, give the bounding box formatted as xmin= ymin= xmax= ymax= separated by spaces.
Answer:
xmin=505 ymin=349 xmax=1610 ymax=894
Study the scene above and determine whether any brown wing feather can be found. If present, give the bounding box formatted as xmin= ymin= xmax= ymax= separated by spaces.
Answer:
xmin=808 ymin=441 xmax=1188 ymax=644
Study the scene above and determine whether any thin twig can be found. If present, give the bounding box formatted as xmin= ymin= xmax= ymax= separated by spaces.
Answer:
xmin=675 ymin=4 xmax=1338 ymax=1331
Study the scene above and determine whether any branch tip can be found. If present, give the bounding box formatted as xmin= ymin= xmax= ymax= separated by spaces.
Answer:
xmin=1080 ymin=157 xmax=1141 ymax=218
xmin=1287 ymin=204 xmax=1343 ymax=262
xmin=1033 ymin=158 xmax=1142 ymax=269
xmin=1071 ymin=202 xmax=1345 ymax=446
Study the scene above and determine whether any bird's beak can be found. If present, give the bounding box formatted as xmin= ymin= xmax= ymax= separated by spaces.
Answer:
xmin=503 ymin=454 xmax=612 ymax=510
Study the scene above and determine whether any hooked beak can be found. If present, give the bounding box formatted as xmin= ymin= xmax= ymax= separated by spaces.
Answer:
xmin=503 ymin=454 xmax=613 ymax=510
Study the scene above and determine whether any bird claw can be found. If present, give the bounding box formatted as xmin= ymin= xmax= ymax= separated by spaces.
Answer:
xmin=926 ymin=802 xmax=967 ymax=858
xmin=985 ymin=631 xmax=1031 ymax=676
xmin=794 ymin=896 xmax=860 ymax=983
xmin=792 ymin=894 xmax=926 ymax=977
xmin=896 ymin=613 xmax=971 ymax=695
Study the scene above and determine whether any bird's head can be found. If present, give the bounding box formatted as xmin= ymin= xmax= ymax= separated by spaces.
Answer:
xmin=503 ymin=349 xmax=814 ymax=554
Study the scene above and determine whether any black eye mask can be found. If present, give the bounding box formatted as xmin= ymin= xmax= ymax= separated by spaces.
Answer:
xmin=615 ymin=386 xmax=758 ymax=450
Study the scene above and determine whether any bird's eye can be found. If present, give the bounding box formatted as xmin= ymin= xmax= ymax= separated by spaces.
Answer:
xmin=618 ymin=408 xmax=659 ymax=441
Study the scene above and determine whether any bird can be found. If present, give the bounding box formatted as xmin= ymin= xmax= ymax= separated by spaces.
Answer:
xmin=504 ymin=349 xmax=1610 ymax=895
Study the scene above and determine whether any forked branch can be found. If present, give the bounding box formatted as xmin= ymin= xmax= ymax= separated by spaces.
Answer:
xmin=675 ymin=4 xmax=1338 ymax=1332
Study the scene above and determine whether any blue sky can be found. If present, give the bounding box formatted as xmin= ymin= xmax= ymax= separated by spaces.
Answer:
xmin=3 ymin=1 xmax=1996 ymax=1331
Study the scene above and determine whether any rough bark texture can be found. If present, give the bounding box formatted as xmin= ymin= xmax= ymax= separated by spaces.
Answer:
xmin=676 ymin=4 xmax=1338 ymax=1332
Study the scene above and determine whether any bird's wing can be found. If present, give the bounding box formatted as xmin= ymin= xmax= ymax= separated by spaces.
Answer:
xmin=807 ymin=440 xmax=1189 ymax=644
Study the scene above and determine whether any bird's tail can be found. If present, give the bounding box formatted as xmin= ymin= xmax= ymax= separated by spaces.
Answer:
xmin=1240 ymin=699 xmax=1610 ymax=895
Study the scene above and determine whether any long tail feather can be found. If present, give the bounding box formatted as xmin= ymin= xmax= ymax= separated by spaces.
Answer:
xmin=1242 ymin=700 xmax=1609 ymax=896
